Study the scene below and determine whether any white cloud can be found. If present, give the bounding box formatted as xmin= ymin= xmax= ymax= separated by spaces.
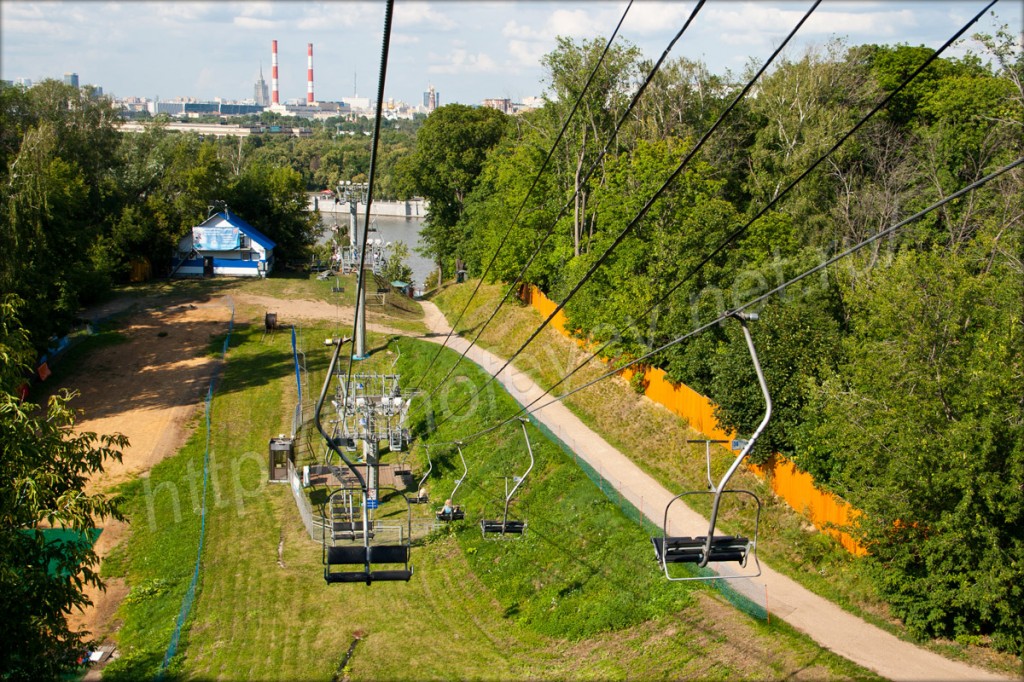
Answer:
xmin=547 ymin=8 xmax=604 ymax=37
xmin=394 ymin=3 xmax=456 ymax=31
xmin=622 ymin=2 xmax=700 ymax=34
xmin=507 ymin=39 xmax=548 ymax=67
xmin=706 ymin=3 xmax=921 ymax=48
xmin=427 ymin=49 xmax=498 ymax=75
xmin=392 ymin=34 xmax=421 ymax=46
xmin=234 ymin=16 xmax=274 ymax=30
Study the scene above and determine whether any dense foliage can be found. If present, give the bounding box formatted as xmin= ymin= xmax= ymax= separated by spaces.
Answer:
xmin=0 ymin=80 xmax=322 ymax=353
xmin=0 ymin=297 xmax=126 ymax=680
xmin=439 ymin=32 xmax=1024 ymax=654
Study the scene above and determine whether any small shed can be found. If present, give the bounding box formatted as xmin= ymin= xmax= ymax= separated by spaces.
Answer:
xmin=171 ymin=210 xmax=276 ymax=278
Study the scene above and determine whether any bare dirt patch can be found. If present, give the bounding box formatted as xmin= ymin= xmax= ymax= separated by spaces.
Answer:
xmin=59 ymin=300 xmax=233 ymax=643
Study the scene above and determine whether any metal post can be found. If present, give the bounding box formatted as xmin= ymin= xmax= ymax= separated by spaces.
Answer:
xmin=365 ymin=439 xmax=378 ymax=507
xmin=348 ymin=184 xmax=367 ymax=360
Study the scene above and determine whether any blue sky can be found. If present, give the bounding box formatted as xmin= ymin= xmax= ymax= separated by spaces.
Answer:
xmin=1 ymin=1 xmax=1020 ymax=104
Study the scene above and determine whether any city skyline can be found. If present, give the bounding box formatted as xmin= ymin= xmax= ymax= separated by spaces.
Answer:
xmin=1 ymin=1 xmax=1020 ymax=106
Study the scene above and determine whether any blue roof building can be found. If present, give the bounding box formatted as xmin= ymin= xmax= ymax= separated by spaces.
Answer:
xmin=172 ymin=210 xmax=276 ymax=278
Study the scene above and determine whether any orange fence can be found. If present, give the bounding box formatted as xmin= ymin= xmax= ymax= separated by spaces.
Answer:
xmin=524 ymin=285 xmax=865 ymax=554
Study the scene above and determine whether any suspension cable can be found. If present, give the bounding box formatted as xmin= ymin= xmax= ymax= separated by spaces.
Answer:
xmin=423 ymin=0 xmax=708 ymax=400
xmin=428 ymin=0 xmax=823 ymax=434
xmin=456 ymin=0 xmax=1001 ymax=434
xmin=411 ymin=0 xmax=639 ymax=393
xmin=343 ymin=0 xmax=394 ymax=398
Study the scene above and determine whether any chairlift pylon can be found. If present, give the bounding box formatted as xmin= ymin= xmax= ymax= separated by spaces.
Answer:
xmin=652 ymin=312 xmax=770 ymax=581
xmin=480 ymin=419 xmax=534 ymax=537
xmin=315 ymin=336 xmax=413 ymax=585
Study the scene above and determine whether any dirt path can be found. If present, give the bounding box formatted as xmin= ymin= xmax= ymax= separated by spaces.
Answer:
xmin=60 ymin=300 xmax=234 ymax=648
xmin=231 ymin=292 xmax=412 ymax=337
xmin=412 ymin=301 xmax=1009 ymax=682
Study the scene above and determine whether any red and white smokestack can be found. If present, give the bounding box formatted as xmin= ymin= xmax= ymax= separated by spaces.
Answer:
xmin=307 ymin=43 xmax=315 ymax=104
xmin=271 ymin=39 xmax=279 ymax=105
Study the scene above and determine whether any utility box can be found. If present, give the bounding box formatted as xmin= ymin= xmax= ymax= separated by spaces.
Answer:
xmin=269 ymin=436 xmax=294 ymax=482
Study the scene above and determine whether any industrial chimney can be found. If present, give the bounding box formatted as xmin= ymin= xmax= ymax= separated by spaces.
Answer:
xmin=307 ymin=43 xmax=315 ymax=104
xmin=271 ymin=39 xmax=280 ymax=105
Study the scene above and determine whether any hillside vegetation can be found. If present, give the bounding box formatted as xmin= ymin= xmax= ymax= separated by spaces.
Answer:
xmin=93 ymin=298 xmax=872 ymax=680
xmin=409 ymin=32 xmax=1024 ymax=657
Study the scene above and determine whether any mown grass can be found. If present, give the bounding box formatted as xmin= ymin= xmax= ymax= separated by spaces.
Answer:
xmin=430 ymin=279 xmax=1024 ymax=674
xmin=95 ymin=294 xmax=873 ymax=680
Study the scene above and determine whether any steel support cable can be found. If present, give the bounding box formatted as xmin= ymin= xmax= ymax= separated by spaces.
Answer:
xmin=455 ymin=156 xmax=1024 ymax=446
xmin=411 ymin=0 xmax=638 ymax=393
xmin=422 ymin=0 xmax=707 ymax=400
xmin=343 ymin=0 xmax=394 ymax=397
xmin=457 ymin=0 xmax=1000 ymax=437
xmin=428 ymin=0 xmax=822 ymax=435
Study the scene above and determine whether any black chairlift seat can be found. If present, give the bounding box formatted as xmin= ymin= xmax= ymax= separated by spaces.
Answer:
xmin=652 ymin=535 xmax=751 ymax=565
xmin=480 ymin=519 xmax=526 ymax=535
xmin=480 ymin=421 xmax=533 ymax=538
xmin=332 ymin=521 xmax=374 ymax=540
xmin=324 ymin=545 xmax=412 ymax=585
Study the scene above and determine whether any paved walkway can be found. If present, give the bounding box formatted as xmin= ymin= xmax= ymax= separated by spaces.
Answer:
xmin=418 ymin=301 xmax=1008 ymax=682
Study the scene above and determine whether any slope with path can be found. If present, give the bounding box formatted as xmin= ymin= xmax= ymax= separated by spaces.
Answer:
xmin=415 ymin=301 xmax=1008 ymax=682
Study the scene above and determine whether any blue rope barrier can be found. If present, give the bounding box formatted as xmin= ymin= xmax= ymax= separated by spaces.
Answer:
xmin=158 ymin=299 xmax=234 ymax=677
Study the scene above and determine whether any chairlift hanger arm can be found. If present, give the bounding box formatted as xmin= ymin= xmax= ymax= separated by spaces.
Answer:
xmin=700 ymin=312 xmax=771 ymax=566
xmin=502 ymin=418 xmax=535 ymax=524
xmin=451 ymin=442 xmax=469 ymax=502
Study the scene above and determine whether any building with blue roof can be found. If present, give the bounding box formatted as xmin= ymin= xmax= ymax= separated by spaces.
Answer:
xmin=171 ymin=210 xmax=277 ymax=278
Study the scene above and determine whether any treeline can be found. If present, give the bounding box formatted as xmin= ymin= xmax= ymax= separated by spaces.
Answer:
xmin=0 ymin=80 xmax=320 ymax=352
xmin=404 ymin=33 xmax=1024 ymax=654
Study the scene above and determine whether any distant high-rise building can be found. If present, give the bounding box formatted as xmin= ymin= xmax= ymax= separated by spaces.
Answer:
xmin=423 ymin=85 xmax=439 ymax=112
xmin=64 ymin=72 xmax=79 ymax=88
xmin=15 ymin=77 xmax=32 ymax=88
xmin=254 ymin=65 xmax=270 ymax=107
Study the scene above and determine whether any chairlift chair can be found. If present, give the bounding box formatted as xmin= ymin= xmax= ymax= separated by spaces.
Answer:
xmin=323 ymin=486 xmax=412 ymax=585
xmin=652 ymin=313 xmax=770 ymax=581
xmin=316 ymin=336 xmax=412 ymax=585
xmin=480 ymin=420 xmax=534 ymax=537
xmin=436 ymin=443 xmax=468 ymax=522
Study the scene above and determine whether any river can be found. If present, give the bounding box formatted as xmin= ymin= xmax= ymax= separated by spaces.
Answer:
xmin=317 ymin=211 xmax=435 ymax=289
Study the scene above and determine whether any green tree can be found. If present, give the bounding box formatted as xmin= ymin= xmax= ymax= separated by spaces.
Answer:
xmin=0 ymin=297 xmax=127 ymax=680
xmin=805 ymin=250 xmax=1024 ymax=653
xmin=398 ymin=103 xmax=508 ymax=280
xmin=225 ymin=160 xmax=319 ymax=259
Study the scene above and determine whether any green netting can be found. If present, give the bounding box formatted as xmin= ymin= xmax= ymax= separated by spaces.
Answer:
xmin=527 ymin=414 xmax=768 ymax=621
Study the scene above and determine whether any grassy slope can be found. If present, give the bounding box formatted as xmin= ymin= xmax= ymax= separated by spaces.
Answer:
xmin=91 ymin=278 xmax=874 ymax=680
xmin=431 ymin=280 xmax=1024 ymax=673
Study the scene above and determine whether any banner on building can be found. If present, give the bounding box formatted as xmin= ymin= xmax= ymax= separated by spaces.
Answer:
xmin=193 ymin=226 xmax=240 ymax=251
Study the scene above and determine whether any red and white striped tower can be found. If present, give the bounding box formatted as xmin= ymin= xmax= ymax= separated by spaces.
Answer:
xmin=307 ymin=43 xmax=315 ymax=104
xmin=271 ymin=39 xmax=279 ymax=105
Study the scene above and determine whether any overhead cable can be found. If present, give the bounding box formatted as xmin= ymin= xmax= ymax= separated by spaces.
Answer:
xmin=428 ymin=0 xmax=823 ymax=434
xmin=343 ymin=0 xmax=395 ymax=395
xmin=412 ymin=0 xmax=638 ymax=393
xmin=465 ymin=0 xmax=1001 ymax=434
xmin=423 ymin=0 xmax=708 ymax=400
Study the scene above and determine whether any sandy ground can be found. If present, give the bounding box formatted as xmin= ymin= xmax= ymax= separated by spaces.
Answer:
xmin=60 ymin=300 xmax=233 ymax=648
